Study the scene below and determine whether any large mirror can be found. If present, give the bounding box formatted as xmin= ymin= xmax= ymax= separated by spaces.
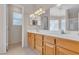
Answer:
xmin=40 ymin=6 xmax=79 ymax=33
xmin=66 ymin=8 xmax=79 ymax=31
xmin=40 ymin=7 xmax=66 ymax=32
xmin=29 ymin=5 xmax=79 ymax=33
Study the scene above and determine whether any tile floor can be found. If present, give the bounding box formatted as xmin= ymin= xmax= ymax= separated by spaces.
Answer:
xmin=4 ymin=43 xmax=40 ymax=55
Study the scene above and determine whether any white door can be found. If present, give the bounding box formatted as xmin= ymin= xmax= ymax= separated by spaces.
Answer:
xmin=8 ymin=6 xmax=23 ymax=46
xmin=12 ymin=12 xmax=22 ymax=44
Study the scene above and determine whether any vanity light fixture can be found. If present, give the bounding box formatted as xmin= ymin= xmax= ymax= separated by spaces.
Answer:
xmin=38 ymin=12 xmax=42 ymax=15
xmin=34 ymin=10 xmax=40 ymax=14
xmin=34 ymin=8 xmax=42 ymax=15
xmin=30 ymin=14 xmax=35 ymax=18
xmin=30 ymin=8 xmax=46 ymax=17
xmin=34 ymin=8 xmax=45 ymax=15
xmin=38 ymin=10 xmax=45 ymax=15
xmin=39 ymin=8 xmax=42 ymax=12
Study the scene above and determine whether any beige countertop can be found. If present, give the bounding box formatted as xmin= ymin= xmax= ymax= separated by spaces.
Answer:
xmin=27 ymin=30 xmax=79 ymax=42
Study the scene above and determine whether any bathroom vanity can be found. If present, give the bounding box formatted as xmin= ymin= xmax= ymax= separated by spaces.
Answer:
xmin=28 ymin=31 xmax=79 ymax=55
xmin=28 ymin=6 xmax=79 ymax=55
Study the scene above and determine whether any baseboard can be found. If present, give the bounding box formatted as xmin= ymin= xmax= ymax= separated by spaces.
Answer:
xmin=8 ymin=41 xmax=22 ymax=46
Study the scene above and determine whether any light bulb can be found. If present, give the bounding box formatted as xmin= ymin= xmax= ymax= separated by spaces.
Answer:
xmin=39 ymin=8 xmax=42 ymax=11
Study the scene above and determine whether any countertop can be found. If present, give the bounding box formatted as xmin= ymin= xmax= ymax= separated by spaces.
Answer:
xmin=27 ymin=30 xmax=79 ymax=42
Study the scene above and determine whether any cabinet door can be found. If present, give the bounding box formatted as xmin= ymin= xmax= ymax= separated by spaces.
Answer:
xmin=35 ymin=45 xmax=43 ymax=54
xmin=35 ymin=34 xmax=43 ymax=46
xmin=28 ymin=33 xmax=35 ymax=49
xmin=44 ymin=42 xmax=55 ymax=55
xmin=35 ymin=34 xmax=43 ymax=54
xmin=56 ymin=47 xmax=78 ymax=55
xmin=56 ymin=38 xmax=79 ymax=54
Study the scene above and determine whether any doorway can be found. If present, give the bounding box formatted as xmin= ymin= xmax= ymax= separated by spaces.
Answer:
xmin=7 ymin=5 xmax=23 ymax=51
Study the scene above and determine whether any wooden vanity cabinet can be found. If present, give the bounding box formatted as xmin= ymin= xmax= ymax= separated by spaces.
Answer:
xmin=43 ymin=36 xmax=56 ymax=55
xmin=56 ymin=38 xmax=79 ymax=55
xmin=43 ymin=42 xmax=55 ymax=55
xmin=28 ymin=32 xmax=79 ymax=55
xmin=35 ymin=34 xmax=43 ymax=54
xmin=56 ymin=47 xmax=78 ymax=55
xmin=28 ymin=32 xmax=35 ymax=49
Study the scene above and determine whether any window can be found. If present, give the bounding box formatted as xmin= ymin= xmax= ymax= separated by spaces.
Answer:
xmin=13 ymin=12 xmax=22 ymax=25
xmin=49 ymin=20 xmax=59 ymax=31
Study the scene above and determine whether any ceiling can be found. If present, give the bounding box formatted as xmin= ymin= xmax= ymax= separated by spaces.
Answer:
xmin=23 ymin=4 xmax=79 ymax=15
xmin=59 ymin=4 xmax=79 ymax=9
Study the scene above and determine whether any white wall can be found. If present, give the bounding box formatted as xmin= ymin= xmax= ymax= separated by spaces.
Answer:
xmin=50 ymin=7 xmax=66 ymax=17
xmin=23 ymin=14 xmax=29 ymax=48
xmin=0 ymin=5 xmax=7 ymax=53
xmin=7 ymin=5 xmax=13 ymax=45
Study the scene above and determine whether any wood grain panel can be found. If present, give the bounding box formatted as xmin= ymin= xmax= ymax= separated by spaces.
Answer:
xmin=56 ymin=38 xmax=79 ymax=54
xmin=44 ymin=35 xmax=55 ymax=44
xmin=35 ymin=45 xmax=43 ymax=54
xmin=35 ymin=34 xmax=43 ymax=54
xmin=56 ymin=46 xmax=78 ymax=55
xmin=28 ymin=32 xmax=35 ymax=49
xmin=44 ymin=42 xmax=55 ymax=55
xmin=35 ymin=34 xmax=43 ymax=46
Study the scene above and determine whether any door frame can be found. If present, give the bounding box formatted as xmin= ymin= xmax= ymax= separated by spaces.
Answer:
xmin=7 ymin=5 xmax=25 ymax=51
xmin=21 ymin=5 xmax=25 ymax=48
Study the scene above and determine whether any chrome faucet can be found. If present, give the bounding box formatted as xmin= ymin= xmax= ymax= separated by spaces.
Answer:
xmin=61 ymin=30 xmax=65 ymax=34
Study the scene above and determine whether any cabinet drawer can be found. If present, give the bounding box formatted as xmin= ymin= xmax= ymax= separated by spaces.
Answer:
xmin=44 ymin=36 xmax=55 ymax=44
xmin=56 ymin=47 xmax=78 ymax=55
xmin=56 ymin=38 xmax=79 ymax=53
